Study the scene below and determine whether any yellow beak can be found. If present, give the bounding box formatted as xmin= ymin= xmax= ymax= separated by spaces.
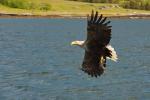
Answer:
xmin=71 ymin=41 xmax=77 ymax=45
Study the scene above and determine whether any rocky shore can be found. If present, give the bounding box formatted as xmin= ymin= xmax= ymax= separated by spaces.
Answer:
xmin=0 ymin=13 xmax=150 ymax=19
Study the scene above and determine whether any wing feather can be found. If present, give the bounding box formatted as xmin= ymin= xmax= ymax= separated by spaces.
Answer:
xmin=90 ymin=10 xmax=94 ymax=22
xmin=99 ymin=17 xmax=107 ymax=24
xmin=104 ymin=21 xmax=111 ymax=26
xmin=96 ymin=14 xmax=103 ymax=24
xmin=93 ymin=11 xmax=98 ymax=22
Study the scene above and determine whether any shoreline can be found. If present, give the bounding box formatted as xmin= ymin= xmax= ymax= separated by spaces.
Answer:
xmin=0 ymin=13 xmax=150 ymax=19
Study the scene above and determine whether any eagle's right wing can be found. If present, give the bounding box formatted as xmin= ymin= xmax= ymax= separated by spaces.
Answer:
xmin=82 ymin=50 xmax=106 ymax=77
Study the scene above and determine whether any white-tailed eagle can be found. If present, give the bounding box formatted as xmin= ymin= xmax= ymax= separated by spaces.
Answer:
xmin=71 ymin=11 xmax=118 ymax=77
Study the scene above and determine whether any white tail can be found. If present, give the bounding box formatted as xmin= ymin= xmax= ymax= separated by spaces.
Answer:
xmin=106 ymin=45 xmax=118 ymax=62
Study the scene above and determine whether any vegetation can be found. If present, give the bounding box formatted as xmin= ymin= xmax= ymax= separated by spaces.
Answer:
xmin=70 ymin=0 xmax=150 ymax=10
xmin=0 ymin=0 xmax=149 ymax=16
xmin=0 ymin=0 xmax=51 ymax=11
xmin=121 ymin=0 xmax=150 ymax=10
xmin=0 ymin=0 xmax=150 ymax=11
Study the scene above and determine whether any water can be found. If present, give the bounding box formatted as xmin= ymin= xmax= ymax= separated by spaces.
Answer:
xmin=0 ymin=18 xmax=149 ymax=100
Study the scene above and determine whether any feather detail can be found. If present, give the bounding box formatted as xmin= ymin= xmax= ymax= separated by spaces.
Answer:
xmin=106 ymin=45 xmax=118 ymax=62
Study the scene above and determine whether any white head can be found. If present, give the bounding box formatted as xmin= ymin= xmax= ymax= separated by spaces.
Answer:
xmin=71 ymin=40 xmax=85 ymax=48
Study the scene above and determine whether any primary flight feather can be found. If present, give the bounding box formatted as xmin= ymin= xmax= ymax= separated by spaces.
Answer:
xmin=71 ymin=11 xmax=118 ymax=77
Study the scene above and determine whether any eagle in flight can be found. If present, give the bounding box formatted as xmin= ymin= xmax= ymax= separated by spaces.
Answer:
xmin=71 ymin=11 xmax=118 ymax=77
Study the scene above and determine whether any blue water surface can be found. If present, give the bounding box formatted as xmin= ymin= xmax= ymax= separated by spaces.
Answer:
xmin=0 ymin=18 xmax=149 ymax=100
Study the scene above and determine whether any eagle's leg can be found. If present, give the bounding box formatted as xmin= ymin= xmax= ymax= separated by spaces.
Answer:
xmin=100 ymin=56 xmax=106 ymax=67
xmin=103 ymin=56 xmax=106 ymax=67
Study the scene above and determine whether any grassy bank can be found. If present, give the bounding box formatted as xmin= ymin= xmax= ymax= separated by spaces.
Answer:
xmin=0 ymin=0 xmax=150 ymax=17
xmin=70 ymin=0 xmax=150 ymax=11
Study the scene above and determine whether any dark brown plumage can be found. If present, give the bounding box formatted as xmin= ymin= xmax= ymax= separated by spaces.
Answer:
xmin=81 ymin=10 xmax=112 ymax=77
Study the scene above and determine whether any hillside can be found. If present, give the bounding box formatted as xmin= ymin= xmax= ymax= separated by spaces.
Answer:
xmin=0 ymin=0 xmax=150 ymax=18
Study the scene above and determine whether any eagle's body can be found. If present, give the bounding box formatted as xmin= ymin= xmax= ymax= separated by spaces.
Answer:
xmin=71 ymin=11 xmax=118 ymax=77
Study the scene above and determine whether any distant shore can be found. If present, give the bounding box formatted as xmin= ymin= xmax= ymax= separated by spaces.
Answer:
xmin=1 ymin=0 xmax=150 ymax=19
xmin=0 ymin=13 xmax=150 ymax=19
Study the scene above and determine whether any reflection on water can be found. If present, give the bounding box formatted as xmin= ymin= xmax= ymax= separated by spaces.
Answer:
xmin=0 ymin=18 xmax=149 ymax=100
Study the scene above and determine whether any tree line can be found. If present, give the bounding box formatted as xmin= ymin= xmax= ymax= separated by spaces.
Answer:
xmin=70 ymin=0 xmax=150 ymax=10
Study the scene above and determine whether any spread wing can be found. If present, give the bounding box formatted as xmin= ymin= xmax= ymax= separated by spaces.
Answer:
xmin=82 ymin=11 xmax=112 ymax=77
